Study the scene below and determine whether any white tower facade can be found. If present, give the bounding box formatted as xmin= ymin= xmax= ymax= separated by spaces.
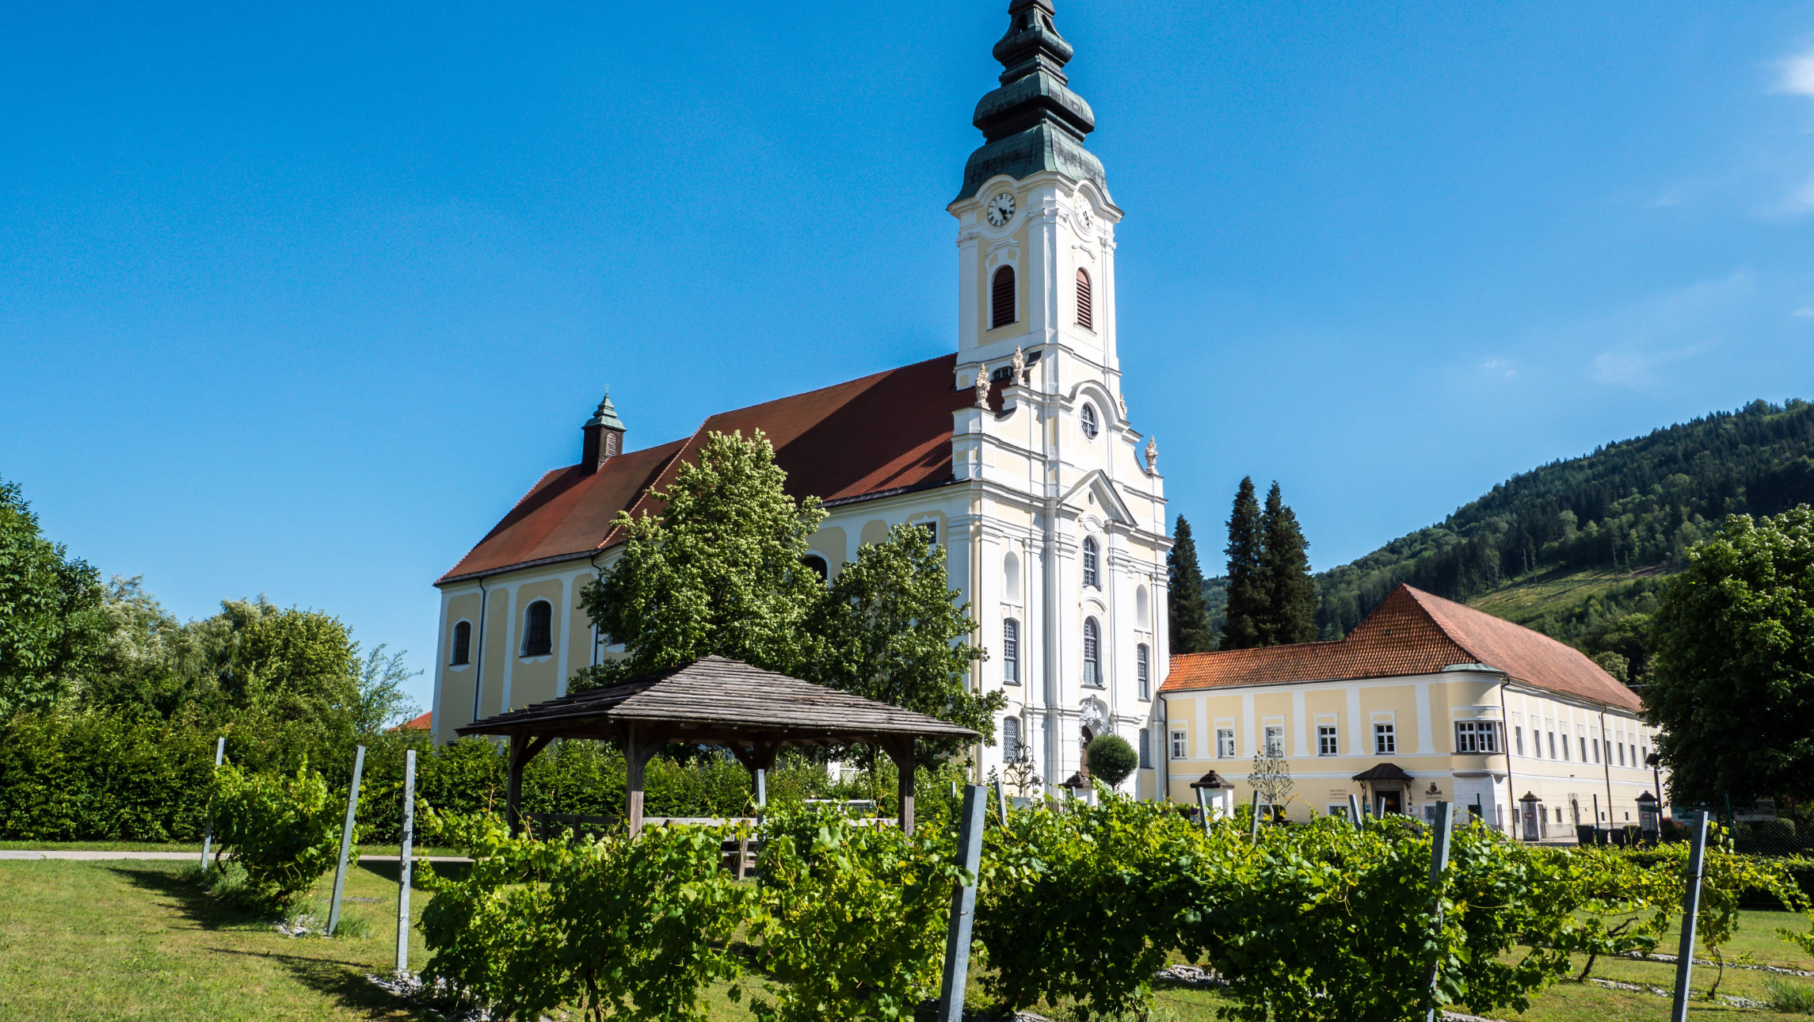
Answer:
xmin=945 ymin=0 xmax=1171 ymax=795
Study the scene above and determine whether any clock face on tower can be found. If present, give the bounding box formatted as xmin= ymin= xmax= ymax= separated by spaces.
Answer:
xmin=986 ymin=192 xmax=1016 ymax=227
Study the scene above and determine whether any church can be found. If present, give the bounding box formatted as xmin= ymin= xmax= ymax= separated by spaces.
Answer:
xmin=427 ymin=0 xmax=1174 ymax=798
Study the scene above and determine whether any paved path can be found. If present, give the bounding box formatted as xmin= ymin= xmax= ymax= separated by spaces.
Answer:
xmin=0 ymin=850 xmax=470 ymax=863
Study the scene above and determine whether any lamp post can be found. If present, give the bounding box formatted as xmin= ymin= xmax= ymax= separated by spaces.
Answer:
xmin=1646 ymin=751 xmax=1665 ymax=823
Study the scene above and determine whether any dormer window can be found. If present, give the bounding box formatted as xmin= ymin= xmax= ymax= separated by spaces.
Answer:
xmin=991 ymin=266 xmax=1016 ymax=330
xmin=1080 ymin=403 xmax=1099 ymax=440
xmin=1076 ymin=269 xmax=1092 ymax=331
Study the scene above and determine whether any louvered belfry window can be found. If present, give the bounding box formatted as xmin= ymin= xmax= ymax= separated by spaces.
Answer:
xmin=1076 ymin=268 xmax=1092 ymax=330
xmin=991 ymin=266 xmax=1016 ymax=329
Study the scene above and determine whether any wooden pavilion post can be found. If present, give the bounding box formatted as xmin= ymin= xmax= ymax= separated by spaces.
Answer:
xmin=623 ymin=724 xmax=663 ymax=836
xmin=882 ymin=736 xmax=917 ymax=835
xmin=506 ymin=734 xmax=551 ymax=838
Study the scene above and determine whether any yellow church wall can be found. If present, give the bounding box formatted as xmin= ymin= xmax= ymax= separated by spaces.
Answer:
xmin=807 ymin=526 xmax=847 ymax=572
xmin=507 ymin=579 xmax=564 ymax=710
xmin=859 ymin=519 xmax=891 ymax=549
xmin=566 ymin=571 xmax=595 ymax=683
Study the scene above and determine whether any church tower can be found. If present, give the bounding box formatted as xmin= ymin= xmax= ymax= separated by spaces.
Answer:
xmin=951 ymin=0 xmax=1121 ymax=390
xmin=947 ymin=0 xmax=1168 ymax=799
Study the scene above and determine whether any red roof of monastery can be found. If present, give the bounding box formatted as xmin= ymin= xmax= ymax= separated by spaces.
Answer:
xmin=438 ymin=354 xmax=975 ymax=584
xmin=1161 ymin=584 xmax=1641 ymax=711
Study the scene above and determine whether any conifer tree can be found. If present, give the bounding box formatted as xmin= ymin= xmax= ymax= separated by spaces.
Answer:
xmin=1260 ymin=481 xmax=1318 ymax=644
xmin=1167 ymin=516 xmax=1215 ymax=654
xmin=1220 ymin=477 xmax=1266 ymax=650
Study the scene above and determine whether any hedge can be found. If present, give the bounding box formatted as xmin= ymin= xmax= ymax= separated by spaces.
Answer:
xmin=0 ymin=708 xmax=966 ymax=844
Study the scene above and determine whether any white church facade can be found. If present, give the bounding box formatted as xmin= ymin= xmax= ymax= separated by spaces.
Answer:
xmin=427 ymin=0 xmax=1173 ymax=798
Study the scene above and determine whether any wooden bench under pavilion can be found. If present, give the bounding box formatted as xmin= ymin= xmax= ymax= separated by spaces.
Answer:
xmin=456 ymin=655 xmax=978 ymax=836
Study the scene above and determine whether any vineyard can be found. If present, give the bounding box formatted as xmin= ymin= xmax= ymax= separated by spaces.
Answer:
xmin=411 ymin=791 xmax=1814 ymax=1022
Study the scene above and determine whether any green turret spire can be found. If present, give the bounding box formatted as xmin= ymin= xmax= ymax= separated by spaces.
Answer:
xmin=585 ymin=391 xmax=625 ymax=432
xmin=957 ymin=0 xmax=1105 ymax=202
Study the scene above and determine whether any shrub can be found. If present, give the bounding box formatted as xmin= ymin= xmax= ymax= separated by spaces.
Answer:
xmin=751 ymin=802 xmax=962 ymax=1022
xmin=420 ymin=812 xmax=749 ymax=1022
xmin=209 ymin=760 xmax=350 ymax=913
xmin=1083 ymin=735 xmax=1137 ymax=789
xmin=1766 ymin=977 xmax=1814 ymax=1014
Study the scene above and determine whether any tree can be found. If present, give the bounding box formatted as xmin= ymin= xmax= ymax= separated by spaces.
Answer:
xmin=1645 ymin=507 xmax=1814 ymax=804
xmin=1083 ymin=734 xmax=1136 ymax=788
xmin=579 ymin=430 xmax=828 ymax=685
xmin=803 ymin=524 xmax=1002 ymax=758
xmin=1259 ymin=481 xmax=1318 ymax=645
xmin=1220 ymin=477 xmax=1266 ymax=650
xmin=0 ymin=477 xmax=107 ymax=712
xmin=1248 ymin=747 xmax=1294 ymax=817
xmin=1167 ymin=516 xmax=1215 ymax=654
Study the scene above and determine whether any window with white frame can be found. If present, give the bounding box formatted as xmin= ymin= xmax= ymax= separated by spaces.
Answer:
xmin=1002 ymin=716 xmax=1022 ymax=762
xmin=1374 ymin=723 xmax=1396 ymax=755
xmin=1617 ymin=741 xmax=1626 ymax=767
xmin=1170 ymin=729 xmax=1188 ymax=760
xmin=1591 ymin=735 xmax=1601 ymax=764
xmin=1560 ymin=734 xmax=1571 ymax=761
xmin=1080 ymin=402 xmax=1099 ymax=440
xmin=1264 ymin=726 xmax=1285 ymax=757
xmin=1454 ymin=720 xmax=1500 ymax=754
xmin=1548 ymin=731 xmax=1557 ymax=759
xmin=1138 ymin=728 xmax=1152 ymax=769
xmin=1002 ymin=618 xmax=1020 ymax=685
xmin=521 ymin=600 xmax=553 ymax=657
xmin=450 ymin=620 xmax=472 ymax=666
xmin=1136 ymin=644 xmax=1150 ymax=700
xmin=1327 ymin=804 xmax=1348 ymax=819
xmin=1514 ymin=726 xmax=1524 ymax=756
xmin=1317 ymin=725 xmax=1338 ymax=756
xmin=1216 ymin=728 xmax=1236 ymax=758
xmin=1081 ymin=617 xmax=1102 ymax=687
xmin=1082 ymin=537 xmax=1100 ymax=589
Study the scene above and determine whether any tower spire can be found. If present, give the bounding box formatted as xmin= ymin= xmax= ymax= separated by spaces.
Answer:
xmin=957 ymin=0 xmax=1105 ymax=202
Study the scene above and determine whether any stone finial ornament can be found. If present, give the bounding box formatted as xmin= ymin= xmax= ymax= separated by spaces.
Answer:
xmin=1011 ymin=346 xmax=1026 ymax=386
xmin=974 ymin=365 xmax=990 ymax=409
xmin=1117 ymin=392 xmax=1127 ymax=418
xmin=1145 ymin=435 xmax=1158 ymax=474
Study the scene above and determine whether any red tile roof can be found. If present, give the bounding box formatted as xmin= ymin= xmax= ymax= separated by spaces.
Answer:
xmin=395 ymin=710 xmax=433 ymax=731
xmin=1161 ymin=584 xmax=1641 ymax=711
xmin=438 ymin=354 xmax=973 ymax=584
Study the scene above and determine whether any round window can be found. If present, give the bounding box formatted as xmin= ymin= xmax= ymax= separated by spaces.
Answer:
xmin=1080 ymin=403 xmax=1099 ymax=440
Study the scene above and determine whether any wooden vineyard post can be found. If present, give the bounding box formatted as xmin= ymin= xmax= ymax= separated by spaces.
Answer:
xmin=937 ymin=784 xmax=986 ymax=1022
xmin=326 ymin=745 xmax=366 ymax=937
xmin=756 ymin=768 xmax=767 ymax=808
xmin=1249 ymin=789 xmax=1262 ymax=841
xmin=1670 ymin=812 xmax=1711 ymax=1022
xmin=199 ymin=736 xmax=226 ymax=871
xmin=1424 ymin=801 xmax=1454 ymax=1022
xmin=394 ymin=749 xmax=415 ymax=974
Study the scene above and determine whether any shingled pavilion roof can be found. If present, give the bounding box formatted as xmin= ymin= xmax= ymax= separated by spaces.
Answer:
xmin=457 ymin=656 xmax=976 ymax=836
xmin=457 ymin=655 xmax=978 ymax=747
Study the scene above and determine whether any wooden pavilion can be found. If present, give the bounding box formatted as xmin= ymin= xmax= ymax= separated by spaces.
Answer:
xmin=456 ymin=655 xmax=979 ymax=835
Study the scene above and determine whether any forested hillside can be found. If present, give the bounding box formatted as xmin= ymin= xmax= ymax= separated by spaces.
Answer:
xmin=1201 ymin=399 xmax=1814 ymax=678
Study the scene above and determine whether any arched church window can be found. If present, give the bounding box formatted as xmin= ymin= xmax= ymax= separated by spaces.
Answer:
xmin=1082 ymin=537 xmax=1100 ymax=590
xmin=1004 ymin=551 xmax=1021 ymax=602
xmin=1002 ymin=715 xmax=1022 ymax=762
xmin=1135 ymin=585 xmax=1149 ymax=628
xmin=1076 ymin=268 xmax=1092 ymax=331
xmin=800 ymin=554 xmax=829 ymax=583
xmin=1080 ymin=402 xmax=1099 ymax=440
xmin=450 ymin=620 xmax=472 ymax=666
xmin=521 ymin=600 xmax=553 ymax=658
xmin=991 ymin=266 xmax=1016 ymax=330
xmin=1003 ymin=618 xmax=1020 ymax=684
xmin=1082 ymin=617 xmax=1102 ymax=688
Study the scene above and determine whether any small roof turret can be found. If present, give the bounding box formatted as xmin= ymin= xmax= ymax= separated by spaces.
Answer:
xmin=585 ymin=391 xmax=626 ymax=432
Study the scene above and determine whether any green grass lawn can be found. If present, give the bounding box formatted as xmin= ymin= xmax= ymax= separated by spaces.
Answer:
xmin=2 ymin=858 xmax=1811 ymax=1022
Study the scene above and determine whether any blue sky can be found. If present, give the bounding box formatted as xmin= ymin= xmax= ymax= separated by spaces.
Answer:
xmin=5 ymin=2 xmax=1814 ymax=714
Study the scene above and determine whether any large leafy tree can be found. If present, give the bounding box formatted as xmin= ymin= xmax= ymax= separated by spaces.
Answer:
xmin=803 ymin=523 xmax=1001 ymax=757
xmin=1167 ymin=516 xmax=1215 ymax=655
xmin=1220 ymin=477 xmax=1266 ymax=650
xmin=0 ymin=477 xmax=108 ymax=712
xmin=1645 ymin=507 xmax=1814 ymax=803
xmin=579 ymin=430 xmax=828 ymax=685
xmin=1259 ymin=481 xmax=1318 ymax=645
